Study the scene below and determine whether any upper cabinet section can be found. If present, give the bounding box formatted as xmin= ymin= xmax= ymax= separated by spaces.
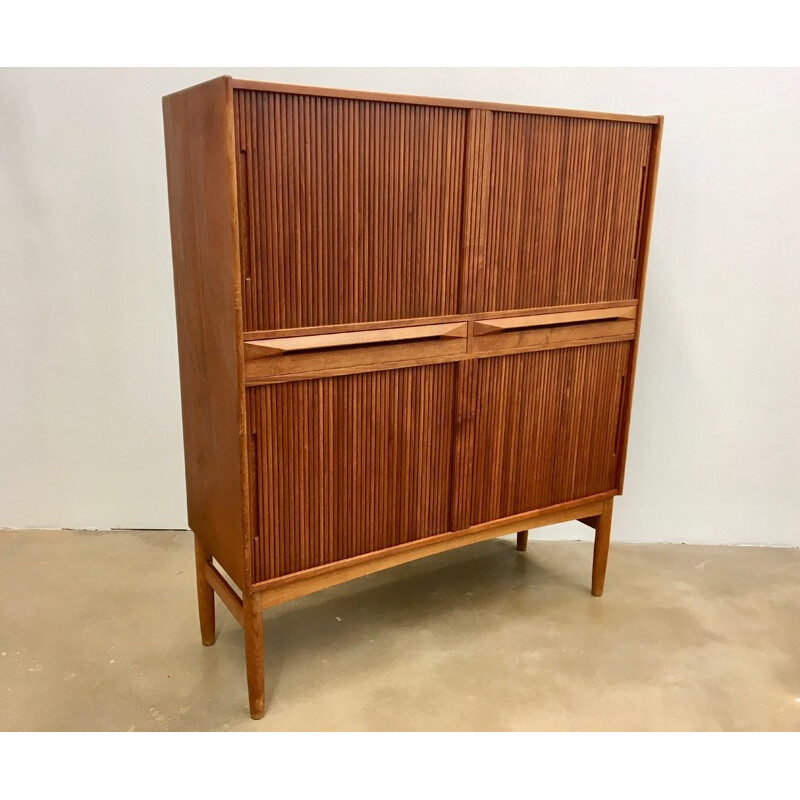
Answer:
xmin=234 ymin=89 xmax=467 ymax=331
xmin=232 ymin=83 xmax=658 ymax=331
xmin=462 ymin=113 xmax=654 ymax=313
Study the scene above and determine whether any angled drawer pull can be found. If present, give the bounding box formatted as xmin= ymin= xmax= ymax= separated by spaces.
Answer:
xmin=470 ymin=304 xmax=637 ymax=355
xmin=245 ymin=321 xmax=467 ymax=359
xmin=244 ymin=322 xmax=468 ymax=383
xmin=472 ymin=304 xmax=636 ymax=335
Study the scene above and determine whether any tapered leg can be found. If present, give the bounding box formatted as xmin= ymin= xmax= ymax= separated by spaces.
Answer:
xmin=516 ymin=530 xmax=529 ymax=552
xmin=243 ymin=593 xmax=265 ymax=720
xmin=194 ymin=535 xmax=216 ymax=645
xmin=591 ymin=499 xmax=614 ymax=597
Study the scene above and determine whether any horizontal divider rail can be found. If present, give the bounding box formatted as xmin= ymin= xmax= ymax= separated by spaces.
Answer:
xmin=242 ymin=302 xmax=638 ymax=385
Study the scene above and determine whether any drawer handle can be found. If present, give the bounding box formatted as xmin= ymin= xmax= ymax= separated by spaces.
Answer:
xmin=245 ymin=322 xmax=468 ymax=360
xmin=473 ymin=305 xmax=636 ymax=335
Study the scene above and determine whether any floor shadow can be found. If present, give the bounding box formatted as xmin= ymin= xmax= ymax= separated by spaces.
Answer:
xmin=256 ymin=537 xmax=592 ymax=706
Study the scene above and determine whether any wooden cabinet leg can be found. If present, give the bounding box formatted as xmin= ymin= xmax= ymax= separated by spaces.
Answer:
xmin=591 ymin=499 xmax=614 ymax=597
xmin=243 ymin=593 xmax=265 ymax=720
xmin=194 ymin=535 xmax=216 ymax=645
xmin=516 ymin=530 xmax=529 ymax=552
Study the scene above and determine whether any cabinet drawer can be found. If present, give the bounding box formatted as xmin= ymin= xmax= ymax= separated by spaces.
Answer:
xmin=244 ymin=322 xmax=467 ymax=384
xmin=469 ymin=304 xmax=636 ymax=355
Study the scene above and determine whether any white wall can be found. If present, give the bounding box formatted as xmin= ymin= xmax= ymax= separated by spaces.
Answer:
xmin=1 ymin=68 xmax=798 ymax=544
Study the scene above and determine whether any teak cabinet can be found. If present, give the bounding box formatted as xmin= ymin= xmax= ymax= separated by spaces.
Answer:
xmin=163 ymin=76 xmax=662 ymax=719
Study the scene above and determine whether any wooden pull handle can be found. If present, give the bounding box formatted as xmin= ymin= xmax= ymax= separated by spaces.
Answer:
xmin=246 ymin=322 xmax=468 ymax=359
xmin=473 ymin=305 xmax=636 ymax=335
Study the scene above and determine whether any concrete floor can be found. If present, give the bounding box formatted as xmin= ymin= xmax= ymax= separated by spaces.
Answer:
xmin=0 ymin=529 xmax=798 ymax=731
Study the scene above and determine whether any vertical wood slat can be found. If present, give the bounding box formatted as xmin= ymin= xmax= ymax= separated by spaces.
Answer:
xmin=454 ymin=342 xmax=631 ymax=527
xmin=459 ymin=109 xmax=493 ymax=313
xmin=246 ymin=364 xmax=457 ymax=582
xmin=234 ymin=90 xmax=468 ymax=331
xmin=464 ymin=113 xmax=653 ymax=313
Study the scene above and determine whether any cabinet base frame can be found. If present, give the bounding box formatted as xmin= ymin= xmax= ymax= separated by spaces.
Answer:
xmin=194 ymin=493 xmax=616 ymax=720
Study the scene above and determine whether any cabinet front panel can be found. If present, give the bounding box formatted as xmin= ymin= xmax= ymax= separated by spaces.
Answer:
xmin=234 ymin=90 xmax=467 ymax=331
xmin=451 ymin=341 xmax=630 ymax=529
xmin=247 ymin=364 xmax=456 ymax=581
xmin=464 ymin=114 xmax=652 ymax=312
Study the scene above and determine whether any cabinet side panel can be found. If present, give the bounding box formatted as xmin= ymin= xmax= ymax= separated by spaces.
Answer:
xmin=234 ymin=90 xmax=468 ymax=330
xmin=466 ymin=115 xmax=652 ymax=312
xmin=456 ymin=342 xmax=630 ymax=527
xmin=247 ymin=364 xmax=456 ymax=581
xmin=163 ymin=78 xmax=247 ymax=588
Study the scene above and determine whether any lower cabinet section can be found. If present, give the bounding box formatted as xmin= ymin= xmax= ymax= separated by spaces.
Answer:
xmin=247 ymin=341 xmax=630 ymax=581
xmin=246 ymin=364 xmax=457 ymax=581
xmin=451 ymin=341 xmax=631 ymax=529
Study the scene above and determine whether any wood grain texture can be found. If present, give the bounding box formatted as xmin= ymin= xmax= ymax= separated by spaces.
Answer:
xmin=241 ymin=310 xmax=635 ymax=387
xmin=591 ymin=498 xmax=614 ymax=596
xmin=246 ymin=364 xmax=457 ymax=582
xmin=471 ymin=304 xmax=636 ymax=333
xmin=244 ymin=336 xmax=467 ymax=384
xmin=243 ymin=593 xmax=265 ymax=719
xmin=460 ymin=109 xmax=493 ymax=311
xmin=194 ymin=536 xmax=216 ymax=645
xmin=204 ymin=562 xmax=244 ymax=627
xmin=452 ymin=342 xmax=630 ymax=529
xmin=234 ymin=89 xmax=467 ymax=331
xmin=163 ymin=77 xmax=248 ymax=589
xmin=165 ymin=77 xmax=663 ymax=717
xmin=464 ymin=114 xmax=653 ymax=313
xmin=468 ymin=318 xmax=635 ymax=354
xmin=244 ymin=322 xmax=468 ymax=358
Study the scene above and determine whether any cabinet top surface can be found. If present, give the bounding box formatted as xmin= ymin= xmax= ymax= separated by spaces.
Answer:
xmin=164 ymin=75 xmax=662 ymax=126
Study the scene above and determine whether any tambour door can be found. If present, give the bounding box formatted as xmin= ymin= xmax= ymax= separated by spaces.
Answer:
xmin=233 ymin=89 xmax=468 ymax=331
xmin=246 ymin=363 xmax=457 ymax=583
xmin=462 ymin=112 xmax=654 ymax=313
xmin=451 ymin=340 xmax=631 ymax=530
